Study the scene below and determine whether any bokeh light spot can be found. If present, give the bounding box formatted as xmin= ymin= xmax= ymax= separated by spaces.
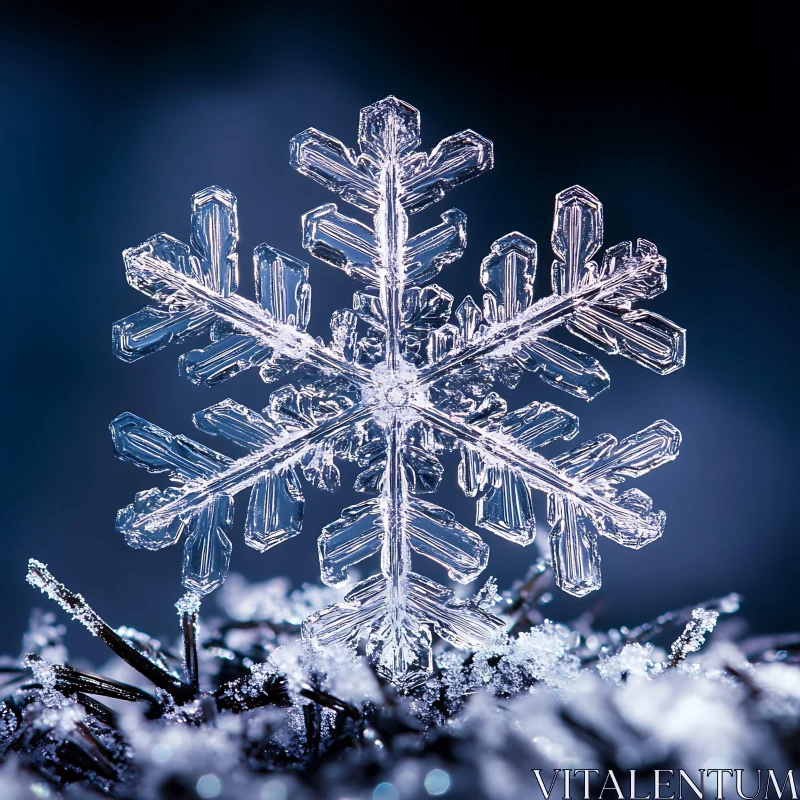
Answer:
xmin=196 ymin=774 xmax=222 ymax=799
xmin=373 ymin=783 xmax=399 ymax=800
xmin=261 ymin=779 xmax=288 ymax=800
xmin=424 ymin=769 xmax=451 ymax=796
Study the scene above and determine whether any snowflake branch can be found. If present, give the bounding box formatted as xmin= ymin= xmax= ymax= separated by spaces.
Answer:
xmin=121 ymin=403 xmax=372 ymax=537
xmin=416 ymin=404 xmax=664 ymax=540
xmin=417 ymin=247 xmax=668 ymax=388
xmin=124 ymin=247 xmax=371 ymax=385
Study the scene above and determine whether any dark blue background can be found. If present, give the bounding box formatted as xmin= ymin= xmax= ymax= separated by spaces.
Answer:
xmin=1 ymin=5 xmax=796 ymax=660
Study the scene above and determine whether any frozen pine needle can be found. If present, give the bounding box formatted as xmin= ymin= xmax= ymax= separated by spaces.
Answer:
xmin=3 ymin=567 xmax=799 ymax=799
xmin=26 ymin=559 xmax=104 ymax=636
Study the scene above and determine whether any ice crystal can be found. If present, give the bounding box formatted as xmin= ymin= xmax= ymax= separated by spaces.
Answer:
xmin=667 ymin=607 xmax=720 ymax=667
xmin=111 ymin=96 xmax=685 ymax=688
xmin=597 ymin=642 xmax=660 ymax=684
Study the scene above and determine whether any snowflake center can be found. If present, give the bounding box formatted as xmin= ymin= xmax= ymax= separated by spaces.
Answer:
xmin=362 ymin=362 xmax=424 ymax=421
xmin=385 ymin=386 xmax=409 ymax=406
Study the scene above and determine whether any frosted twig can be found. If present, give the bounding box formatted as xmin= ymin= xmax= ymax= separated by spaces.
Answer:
xmin=26 ymin=559 xmax=195 ymax=703
xmin=666 ymin=607 xmax=720 ymax=668
xmin=25 ymin=654 xmax=160 ymax=713
xmin=611 ymin=592 xmax=740 ymax=656
xmin=502 ymin=559 xmax=551 ymax=635
xmin=176 ymin=591 xmax=202 ymax=691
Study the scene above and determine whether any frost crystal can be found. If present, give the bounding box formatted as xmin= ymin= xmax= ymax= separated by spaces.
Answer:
xmin=667 ymin=607 xmax=719 ymax=667
xmin=11 ymin=565 xmax=792 ymax=798
xmin=112 ymin=96 xmax=685 ymax=688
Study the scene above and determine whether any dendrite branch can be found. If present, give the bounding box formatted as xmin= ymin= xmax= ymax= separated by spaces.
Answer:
xmin=417 ymin=251 xmax=665 ymax=387
xmin=125 ymin=403 xmax=372 ymax=534
xmin=415 ymin=404 xmax=661 ymax=538
xmin=129 ymin=249 xmax=372 ymax=385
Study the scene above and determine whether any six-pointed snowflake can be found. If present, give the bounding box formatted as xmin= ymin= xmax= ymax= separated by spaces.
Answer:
xmin=111 ymin=97 xmax=685 ymax=688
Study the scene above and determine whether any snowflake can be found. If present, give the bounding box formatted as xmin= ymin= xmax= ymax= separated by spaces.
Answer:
xmin=111 ymin=96 xmax=685 ymax=688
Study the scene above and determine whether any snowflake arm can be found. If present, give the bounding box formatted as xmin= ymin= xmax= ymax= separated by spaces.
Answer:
xmin=416 ymin=403 xmax=680 ymax=595
xmin=304 ymin=419 xmax=502 ymax=691
xmin=111 ymin=399 xmax=371 ymax=594
xmin=293 ymin=98 xmax=504 ymax=687
xmin=114 ymin=187 xmax=370 ymax=387
xmin=418 ymin=186 xmax=686 ymax=400
xmin=111 ymin=183 xmax=373 ymax=598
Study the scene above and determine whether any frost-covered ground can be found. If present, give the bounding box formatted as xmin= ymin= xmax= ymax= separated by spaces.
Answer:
xmin=1 ymin=563 xmax=799 ymax=799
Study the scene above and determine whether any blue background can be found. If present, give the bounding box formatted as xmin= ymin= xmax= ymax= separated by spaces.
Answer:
xmin=1 ymin=5 xmax=796 ymax=660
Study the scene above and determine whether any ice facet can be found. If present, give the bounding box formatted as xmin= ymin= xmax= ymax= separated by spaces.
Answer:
xmin=110 ymin=412 xmax=230 ymax=479
xmin=192 ymin=400 xmax=279 ymax=450
xmin=245 ymin=470 xmax=304 ymax=553
xmin=403 ymin=444 xmax=443 ymax=492
xmin=190 ymin=186 xmax=239 ymax=296
xmin=290 ymin=129 xmax=379 ymax=213
xmin=300 ymin=441 xmax=340 ymax=490
xmin=500 ymin=402 xmax=579 ymax=448
xmin=113 ymin=231 xmax=213 ymax=362
xmin=179 ymin=334 xmax=271 ymax=385
xmin=567 ymin=307 xmax=686 ymax=374
xmin=458 ymin=446 xmax=486 ymax=498
xmin=405 ymin=572 xmax=503 ymax=651
xmin=255 ymin=245 xmax=311 ymax=331
xmin=113 ymin=305 xmax=214 ymax=363
xmin=408 ymin=500 xmax=489 ymax=583
xmin=549 ymin=497 xmax=602 ymax=596
xmin=405 ymin=209 xmax=467 ymax=284
xmin=455 ymin=296 xmax=482 ymax=343
xmin=114 ymin=96 xmax=685 ymax=684
xmin=318 ymin=500 xmax=382 ymax=586
xmin=403 ymin=285 xmax=453 ymax=338
xmin=514 ymin=337 xmax=610 ymax=400
xmin=555 ymin=420 xmax=681 ymax=485
xmin=480 ymin=233 xmax=537 ymax=323
xmin=477 ymin=467 xmax=536 ymax=545
xmin=596 ymin=239 xmax=668 ymax=303
xmin=181 ymin=496 xmax=233 ymax=595
xmin=401 ymin=130 xmax=494 ymax=213
xmin=368 ymin=607 xmax=433 ymax=691
xmin=302 ymin=204 xmax=379 ymax=283
xmin=550 ymin=185 xmax=603 ymax=295
xmin=329 ymin=309 xmax=358 ymax=361
xmin=303 ymin=574 xmax=386 ymax=649
xmin=116 ymin=491 xmax=185 ymax=550
xmin=358 ymin=96 xmax=421 ymax=161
